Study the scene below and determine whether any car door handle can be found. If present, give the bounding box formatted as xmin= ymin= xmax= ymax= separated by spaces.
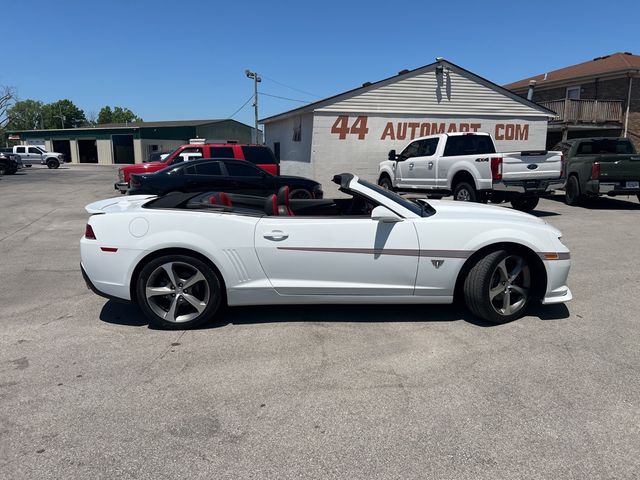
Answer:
xmin=263 ymin=230 xmax=288 ymax=241
xmin=409 ymin=162 xmax=414 ymax=170
xmin=428 ymin=161 xmax=434 ymax=169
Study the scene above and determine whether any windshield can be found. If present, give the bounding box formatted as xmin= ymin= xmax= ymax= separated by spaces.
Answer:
xmin=357 ymin=179 xmax=433 ymax=217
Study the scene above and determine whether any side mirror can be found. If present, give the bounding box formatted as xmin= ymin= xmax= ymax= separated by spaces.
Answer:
xmin=371 ymin=205 xmax=402 ymax=223
xmin=388 ymin=149 xmax=397 ymax=161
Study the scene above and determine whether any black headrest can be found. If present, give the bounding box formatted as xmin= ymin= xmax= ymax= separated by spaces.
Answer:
xmin=264 ymin=194 xmax=279 ymax=216
xmin=277 ymin=185 xmax=290 ymax=207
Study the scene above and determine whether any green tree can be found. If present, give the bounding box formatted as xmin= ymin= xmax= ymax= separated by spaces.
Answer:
xmin=97 ymin=106 xmax=113 ymax=124
xmin=6 ymin=99 xmax=44 ymax=131
xmin=97 ymin=105 xmax=142 ymax=124
xmin=41 ymin=99 xmax=86 ymax=129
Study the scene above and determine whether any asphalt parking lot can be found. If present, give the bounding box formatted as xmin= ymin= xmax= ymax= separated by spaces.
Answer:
xmin=1 ymin=165 xmax=639 ymax=480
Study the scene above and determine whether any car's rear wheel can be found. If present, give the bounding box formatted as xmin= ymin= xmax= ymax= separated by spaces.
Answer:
xmin=47 ymin=159 xmax=60 ymax=169
xmin=289 ymin=188 xmax=312 ymax=199
xmin=0 ymin=163 xmax=7 ymax=176
xmin=464 ymin=249 xmax=532 ymax=324
xmin=565 ymin=175 xmax=583 ymax=206
xmin=510 ymin=195 xmax=539 ymax=212
xmin=453 ymin=182 xmax=478 ymax=202
xmin=136 ymin=254 xmax=223 ymax=329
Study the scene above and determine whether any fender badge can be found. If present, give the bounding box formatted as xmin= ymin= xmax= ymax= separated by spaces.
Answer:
xmin=432 ymin=259 xmax=444 ymax=269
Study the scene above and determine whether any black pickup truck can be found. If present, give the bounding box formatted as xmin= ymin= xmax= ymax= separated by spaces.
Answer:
xmin=554 ymin=137 xmax=640 ymax=205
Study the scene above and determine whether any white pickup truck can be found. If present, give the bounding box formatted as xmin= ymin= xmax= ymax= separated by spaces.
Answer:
xmin=3 ymin=145 xmax=65 ymax=169
xmin=377 ymin=132 xmax=564 ymax=212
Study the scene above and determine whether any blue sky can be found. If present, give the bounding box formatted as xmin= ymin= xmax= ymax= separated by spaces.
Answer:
xmin=4 ymin=0 xmax=639 ymax=127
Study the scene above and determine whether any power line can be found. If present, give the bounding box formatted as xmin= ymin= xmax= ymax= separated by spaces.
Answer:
xmin=260 ymin=92 xmax=310 ymax=103
xmin=228 ymin=94 xmax=254 ymax=119
xmin=261 ymin=74 xmax=322 ymax=98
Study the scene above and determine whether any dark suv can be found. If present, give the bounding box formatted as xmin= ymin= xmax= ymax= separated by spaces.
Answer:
xmin=0 ymin=151 xmax=23 ymax=175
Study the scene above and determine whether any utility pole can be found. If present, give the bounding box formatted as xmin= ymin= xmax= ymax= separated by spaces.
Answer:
xmin=245 ymin=69 xmax=262 ymax=143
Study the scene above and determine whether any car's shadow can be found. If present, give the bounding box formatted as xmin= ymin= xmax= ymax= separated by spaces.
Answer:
xmin=99 ymin=300 xmax=570 ymax=330
xmin=545 ymin=193 xmax=640 ymax=210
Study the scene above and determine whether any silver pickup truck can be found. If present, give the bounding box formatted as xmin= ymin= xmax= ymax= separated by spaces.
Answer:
xmin=1 ymin=145 xmax=65 ymax=169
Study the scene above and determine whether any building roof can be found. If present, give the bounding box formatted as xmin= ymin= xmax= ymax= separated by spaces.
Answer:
xmin=94 ymin=119 xmax=226 ymax=129
xmin=260 ymin=58 xmax=554 ymax=123
xmin=9 ymin=119 xmax=232 ymax=133
xmin=505 ymin=52 xmax=640 ymax=91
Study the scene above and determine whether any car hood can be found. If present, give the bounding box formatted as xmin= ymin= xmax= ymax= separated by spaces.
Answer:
xmin=120 ymin=162 xmax=165 ymax=172
xmin=85 ymin=195 xmax=156 ymax=214
xmin=428 ymin=199 xmax=548 ymax=225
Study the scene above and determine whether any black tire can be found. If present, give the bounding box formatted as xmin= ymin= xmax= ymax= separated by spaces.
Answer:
xmin=452 ymin=182 xmax=478 ymax=202
xmin=464 ymin=249 xmax=533 ymax=324
xmin=378 ymin=176 xmax=393 ymax=191
xmin=136 ymin=254 xmax=223 ymax=329
xmin=289 ymin=188 xmax=312 ymax=199
xmin=47 ymin=159 xmax=60 ymax=169
xmin=510 ymin=195 xmax=539 ymax=212
xmin=0 ymin=163 xmax=7 ymax=176
xmin=565 ymin=175 xmax=583 ymax=206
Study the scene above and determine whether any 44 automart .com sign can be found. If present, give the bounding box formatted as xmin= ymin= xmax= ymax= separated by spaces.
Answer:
xmin=319 ymin=115 xmax=547 ymax=151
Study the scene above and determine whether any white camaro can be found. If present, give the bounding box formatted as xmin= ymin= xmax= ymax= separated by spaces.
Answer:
xmin=80 ymin=173 xmax=572 ymax=329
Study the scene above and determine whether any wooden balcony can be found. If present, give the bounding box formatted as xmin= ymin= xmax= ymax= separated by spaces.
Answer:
xmin=539 ymin=99 xmax=623 ymax=124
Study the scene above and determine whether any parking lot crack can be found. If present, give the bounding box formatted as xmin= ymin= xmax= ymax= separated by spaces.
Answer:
xmin=0 ymin=208 xmax=58 ymax=243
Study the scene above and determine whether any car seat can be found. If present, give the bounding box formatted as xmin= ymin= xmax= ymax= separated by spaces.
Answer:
xmin=276 ymin=186 xmax=294 ymax=216
xmin=264 ymin=194 xmax=279 ymax=215
xmin=207 ymin=192 xmax=233 ymax=207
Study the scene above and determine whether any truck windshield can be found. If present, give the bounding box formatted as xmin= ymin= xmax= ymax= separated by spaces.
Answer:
xmin=577 ymin=139 xmax=635 ymax=155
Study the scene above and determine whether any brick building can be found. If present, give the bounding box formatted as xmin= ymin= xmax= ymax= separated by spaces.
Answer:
xmin=505 ymin=52 xmax=640 ymax=149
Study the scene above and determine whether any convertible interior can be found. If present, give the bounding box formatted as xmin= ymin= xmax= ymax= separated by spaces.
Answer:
xmin=145 ymin=185 xmax=378 ymax=217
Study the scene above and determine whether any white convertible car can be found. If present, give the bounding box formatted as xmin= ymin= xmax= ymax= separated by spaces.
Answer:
xmin=80 ymin=173 xmax=572 ymax=329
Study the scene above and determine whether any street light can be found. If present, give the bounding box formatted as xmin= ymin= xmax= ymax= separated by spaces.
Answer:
xmin=245 ymin=69 xmax=262 ymax=144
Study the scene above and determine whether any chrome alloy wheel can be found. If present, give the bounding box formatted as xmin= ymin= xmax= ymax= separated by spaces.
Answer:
xmin=455 ymin=188 xmax=472 ymax=201
xmin=489 ymin=255 xmax=531 ymax=316
xmin=145 ymin=262 xmax=210 ymax=323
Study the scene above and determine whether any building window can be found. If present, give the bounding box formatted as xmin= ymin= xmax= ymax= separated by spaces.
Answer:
xmin=292 ymin=117 xmax=302 ymax=142
xmin=273 ymin=142 xmax=280 ymax=161
xmin=566 ymin=86 xmax=581 ymax=100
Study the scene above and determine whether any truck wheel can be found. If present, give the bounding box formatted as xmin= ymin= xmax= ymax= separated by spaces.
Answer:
xmin=453 ymin=182 xmax=477 ymax=202
xmin=565 ymin=175 xmax=583 ymax=206
xmin=510 ymin=196 xmax=539 ymax=212
xmin=47 ymin=159 xmax=60 ymax=169
xmin=378 ymin=176 xmax=393 ymax=191
xmin=464 ymin=249 xmax=532 ymax=324
xmin=0 ymin=163 xmax=7 ymax=176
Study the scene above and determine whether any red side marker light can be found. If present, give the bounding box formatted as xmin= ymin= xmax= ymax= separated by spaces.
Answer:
xmin=100 ymin=247 xmax=118 ymax=253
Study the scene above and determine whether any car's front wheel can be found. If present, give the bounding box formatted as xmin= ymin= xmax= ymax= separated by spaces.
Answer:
xmin=378 ymin=176 xmax=393 ymax=191
xmin=136 ymin=254 xmax=223 ymax=329
xmin=289 ymin=188 xmax=312 ymax=199
xmin=464 ymin=250 xmax=532 ymax=324
xmin=47 ymin=159 xmax=60 ymax=169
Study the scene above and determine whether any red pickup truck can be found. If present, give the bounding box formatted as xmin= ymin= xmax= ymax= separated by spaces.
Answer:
xmin=115 ymin=143 xmax=279 ymax=193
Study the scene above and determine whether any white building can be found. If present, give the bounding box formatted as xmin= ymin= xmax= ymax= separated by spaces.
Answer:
xmin=260 ymin=58 xmax=556 ymax=191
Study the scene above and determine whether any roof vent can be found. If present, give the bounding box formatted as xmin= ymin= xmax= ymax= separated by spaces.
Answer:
xmin=398 ymin=69 xmax=410 ymax=75
xmin=362 ymin=81 xmax=372 ymax=87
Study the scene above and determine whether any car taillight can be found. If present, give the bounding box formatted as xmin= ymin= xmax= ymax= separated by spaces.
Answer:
xmin=591 ymin=162 xmax=600 ymax=180
xmin=560 ymin=154 xmax=566 ymax=178
xmin=491 ymin=157 xmax=503 ymax=181
xmin=85 ymin=224 xmax=96 ymax=239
